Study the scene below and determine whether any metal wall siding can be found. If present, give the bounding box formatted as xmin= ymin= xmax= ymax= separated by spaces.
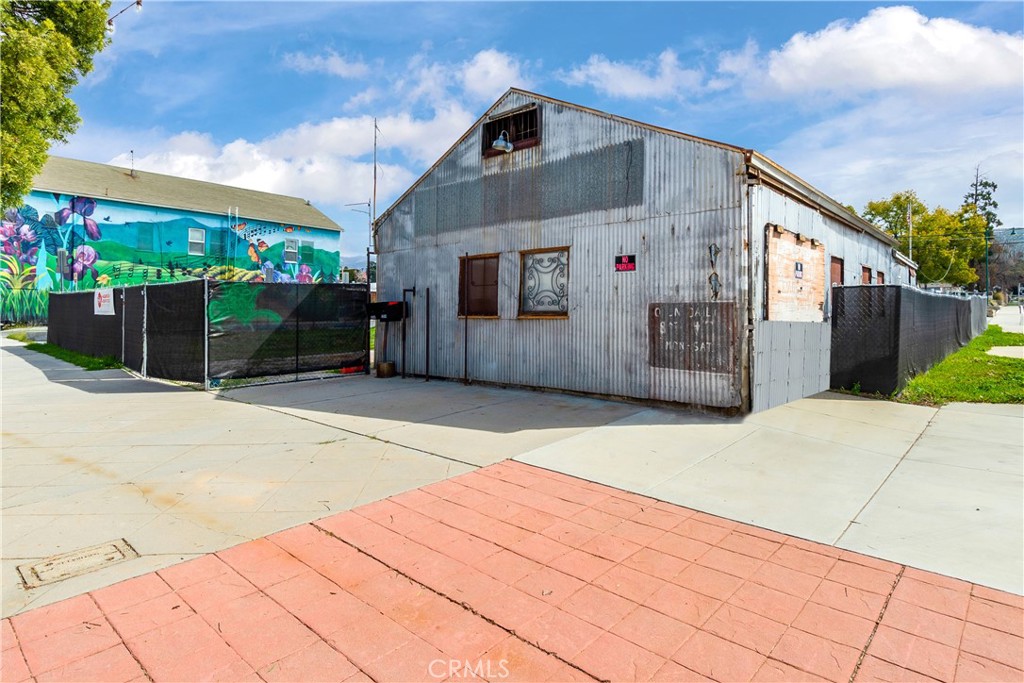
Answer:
xmin=748 ymin=184 xmax=904 ymax=411
xmin=380 ymin=92 xmax=748 ymax=409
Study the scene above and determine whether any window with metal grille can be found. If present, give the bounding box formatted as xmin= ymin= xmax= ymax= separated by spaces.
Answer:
xmin=284 ymin=238 xmax=298 ymax=264
xmin=520 ymin=248 xmax=569 ymax=316
xmin=482 ymin=105 xmax=539 ymax=157
xmin=458 ymin=254 xmax=499 ymax=316
xmin=300 ymin=240 xmax=315 ymax=263
xmin=188 ymin=228 xmax=205 ymax=256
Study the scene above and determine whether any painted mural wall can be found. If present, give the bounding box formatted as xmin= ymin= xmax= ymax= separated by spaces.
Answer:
xmin=1 ymin=190 xmax=341 ymax=323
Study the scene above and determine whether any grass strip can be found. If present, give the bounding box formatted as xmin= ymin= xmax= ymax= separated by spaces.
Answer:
xmin=18 ymin=341 xmax=123 ymax=371
xmin=899 ymin=325 xmax=1024 ymax=405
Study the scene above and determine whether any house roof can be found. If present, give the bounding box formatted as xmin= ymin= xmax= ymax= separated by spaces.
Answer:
xmin=33 ymin=156 xmax=342 ymax=232
xmin=375 ymin=88 xmax=896 ymax=248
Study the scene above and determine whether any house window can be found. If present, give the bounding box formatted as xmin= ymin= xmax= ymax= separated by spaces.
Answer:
xmin=458 ymin=254 xmax=499 ymax=317
xmin=283 ymin=238 xmax=298 ymax=264
xmin=482 ymin=105 xmax=539 ymax=157
xmin=862 ymin=266 xmax=872 ymax=284
xmin=520 ymin=248 xmax=569 ymax=316
xmin=188 ymin=228 xmax=205 ymax=256
xmin=300 ymin=240 xmax=315 ymax=263
xmin=138 ymin=224 xmax=154 ymax=251
xmin=876 ymin=271 xmax=885 ymax=285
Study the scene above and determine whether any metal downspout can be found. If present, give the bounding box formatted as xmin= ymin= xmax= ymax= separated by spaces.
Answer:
xmin=743 ymin=151 xmax=757 ymax=413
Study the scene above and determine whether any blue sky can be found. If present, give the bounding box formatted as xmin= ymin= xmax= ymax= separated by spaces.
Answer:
xmin=58 ymin=1 xmax=1023 ymax=262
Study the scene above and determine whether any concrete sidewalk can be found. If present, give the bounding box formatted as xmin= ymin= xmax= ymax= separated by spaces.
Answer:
xmin=2 ymin=330 xmax=1021 ymax=622
xmin=4 ymin=462 xmax=1022 ymax=683
xmin=992 ymin=304 xmax=1024 ymax=334
xmin=2 ymin=326 xmax=1023 ymax=682
xmin=230 ymin=373 xmax=1022 ymax=594
xmin=518 ymin=396 xmax=1023 ymax=594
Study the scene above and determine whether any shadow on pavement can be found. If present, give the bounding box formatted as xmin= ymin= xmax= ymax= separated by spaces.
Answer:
xmin=2 ymin=344 xmax=186 ymax=394
xmin=214 ymin=373 xmax=732 ymax=436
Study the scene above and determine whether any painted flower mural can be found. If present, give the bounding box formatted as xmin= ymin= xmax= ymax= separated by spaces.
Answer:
xmin=1 ymin=209 xmax=41 ymax=292
xmin=2 ymin=190 xmax=341 ymax=324
xmin=55 ymin=197 xmax=102 ymax=240
xmin=72 ymin=245 xmax=100 ymax=280
xmin=1 ymin=209 xmax=40 ymax=268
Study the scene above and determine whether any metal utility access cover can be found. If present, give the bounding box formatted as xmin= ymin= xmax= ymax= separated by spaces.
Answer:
xmin=17 ymin=539 xmax=139 ymax=589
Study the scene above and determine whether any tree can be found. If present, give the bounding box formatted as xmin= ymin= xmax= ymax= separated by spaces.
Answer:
xmin=862 ymin=191 xmax=986 ymax=286
xmin=0 ymin=0 xmax=110 ymax=209
xmin=963 ymin=167 xmax=1002 ymax=233
xmin=863 ymin=190 xmax=927 ymax=260
xmin=962 ymin=168 xmax=1003 ymax=290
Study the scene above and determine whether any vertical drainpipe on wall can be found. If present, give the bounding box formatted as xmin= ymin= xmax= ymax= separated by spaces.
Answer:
xmin=463 ymin=252 xmax=469 ymax=385
xmin=742 ymin=152 xmax=757 ymax=413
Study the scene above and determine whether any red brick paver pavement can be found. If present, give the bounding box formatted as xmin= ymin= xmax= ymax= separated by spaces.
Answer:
xmin=3 ymin=461 xmax=1022 ymax=682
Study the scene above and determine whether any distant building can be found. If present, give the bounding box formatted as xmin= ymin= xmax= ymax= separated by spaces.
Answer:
xmin=375 ymin=89 xmax=916 ymax=413
xmin=1 ymin=156 xmax=342 ymax=323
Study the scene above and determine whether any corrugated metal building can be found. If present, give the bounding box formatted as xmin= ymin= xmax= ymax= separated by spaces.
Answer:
xmin=374 ymin=89 xmax=913 ymax=413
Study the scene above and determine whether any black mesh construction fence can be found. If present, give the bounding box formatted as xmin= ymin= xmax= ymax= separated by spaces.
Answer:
xmin=47 ymin=290 xmax=123 ymax=359
xmin=146 ymin=281 xmax=206 ymax=382
xmin=831 ymin=286 xmax=986 ymax=394
xmin=207 ymin=282 xmax=367 ymax=380
xmin=46 ymin=281 xmax=368 ymax=385
xmin=122 ymin=286 xmax=145 ymax=374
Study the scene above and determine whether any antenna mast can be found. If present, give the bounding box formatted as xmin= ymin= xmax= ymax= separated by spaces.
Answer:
xmin=372 ymin=117 xmax=378 ymax=246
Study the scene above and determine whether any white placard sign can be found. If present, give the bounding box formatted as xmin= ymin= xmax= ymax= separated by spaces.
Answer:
xmin=94 ymin=288 xmax=115 ymax=315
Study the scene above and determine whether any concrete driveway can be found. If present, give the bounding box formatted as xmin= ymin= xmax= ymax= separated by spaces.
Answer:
xmin=2 ymin=331 xmax=1021 ymax=620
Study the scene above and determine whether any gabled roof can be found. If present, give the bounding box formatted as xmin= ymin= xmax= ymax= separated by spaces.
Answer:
xmin=33 ymin=156 xmax=342 ymax=232
xmin=375 ymin=88 xmax=896 ymax=248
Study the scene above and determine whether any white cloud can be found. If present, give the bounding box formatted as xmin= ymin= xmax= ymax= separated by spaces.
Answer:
xmin=391 ymin=49 xmax=532 ymax=107
xmin=282 ymin=50 xmax=369 ymax=79
xmin=752 ymin=6 xmax=1023 ymax=98
xmin=86 ymin=47 xmax=532 ymax=256
xmin=766 ymin=95 xmax=1023 ymax=227
xmin=562 ymin=49 xmax=703 ymax=99
xmin=99 ymin=99 xmax=477 ymax=255
xmin=261 ymin=102 xmax=474 ymax=166
xmin=727 ymin=7 xmax=1024 ymax=227
xmin=344 ymin=87 xmax=383 ymax=112
xmin=460 ymin=49 xmax=533 ymax=102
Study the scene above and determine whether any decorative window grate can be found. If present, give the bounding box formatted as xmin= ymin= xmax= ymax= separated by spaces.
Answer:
xmin=520 ymin=249 xmax=569 ymax=315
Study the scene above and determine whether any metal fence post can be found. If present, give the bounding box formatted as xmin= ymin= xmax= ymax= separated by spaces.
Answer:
xmin=120 ymin=287 xmax=126 ymax=364
xmin=141 ymin=283 xmax=148 ymax=378
xmin=365 ymin=247 xmax=371 ymax=375
xmin=204 ymin=278 xmax=210 ymax=391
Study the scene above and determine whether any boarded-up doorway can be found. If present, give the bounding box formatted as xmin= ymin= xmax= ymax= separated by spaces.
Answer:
xmin=830 ymin=257 xmax=844 ymax=288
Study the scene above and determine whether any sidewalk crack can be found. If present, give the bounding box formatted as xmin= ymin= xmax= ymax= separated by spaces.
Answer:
xmin=833 ymin=407 xmax=941 ymax=546
xmin=848 ymin=565 xmax=905 ymax=682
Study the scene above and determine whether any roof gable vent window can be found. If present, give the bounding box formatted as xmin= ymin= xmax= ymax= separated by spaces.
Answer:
xmin=483 ymin=105 xmax=539 ymax=158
